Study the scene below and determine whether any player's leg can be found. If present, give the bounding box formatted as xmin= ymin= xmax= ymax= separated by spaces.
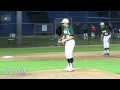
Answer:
xmin=103 ymin=36 xmax=110 ymax=56
xmin=86 ymin=33 xmax=88 ymax=40
xmin=64 ymin=41 xmax=75 ymax=71
xmin=66 ymin=40 xmax=75 ymax=71
xmin=64 ymin=41 xmax=70 ymax=71
xmin=103 ymin=36 xmax=107 ymax=56
xmin=84 ymin=33 xmax=86 ymax=40
xmin=64 ymin=40 xmax=75 ymax=71
xmin=106 ymin=36 xmax=110 ymax=56
xmin=118 ymin=33 xmax=120 ymax=39
xmin=92 ymin=32 xmax=94 ymax=38
xmin=118 ymin=32 xmax=120 ymax=38
xmin=117 ymin=33 xmax=119 ymax=38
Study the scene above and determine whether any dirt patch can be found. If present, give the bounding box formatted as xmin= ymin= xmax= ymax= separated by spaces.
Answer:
xmin=0 ymin=51 xmax=120 ymax=61
xmin=0 ymin=51 xmax=120 ymax=79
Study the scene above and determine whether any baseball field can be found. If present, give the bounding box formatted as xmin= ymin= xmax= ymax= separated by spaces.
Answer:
xmin=0 ymin=35 xmax=120 ymax=79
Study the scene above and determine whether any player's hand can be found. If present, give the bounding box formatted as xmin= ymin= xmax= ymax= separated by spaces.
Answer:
xmin=62 ymin=39 xmax=67 ymax=43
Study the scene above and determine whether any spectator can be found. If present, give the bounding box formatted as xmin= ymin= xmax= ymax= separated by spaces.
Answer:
xmin=108 ymin=23 xmax=116 ymax=38
xmin=91 ymin=25 xmax=96 ymax=39
xmin=74 ymin=22 xmax=80 ymax=36
xmin=117 ymin=28 xmax=120 ymax=39
xmin=83 ymin=24 xmax=88 ymax=40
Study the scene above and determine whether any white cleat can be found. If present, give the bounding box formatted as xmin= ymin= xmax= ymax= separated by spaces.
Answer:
xmin=71 ymin=68 xmax=74 ymax=71
xmin=67 ymin=67 xmax=74 ymax=72
xmin=64 ymin=66 xmax=69 ymax=71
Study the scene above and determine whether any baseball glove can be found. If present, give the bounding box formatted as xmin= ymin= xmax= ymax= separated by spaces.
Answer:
xmin=58 ymin=39 xmax=63 ymax=46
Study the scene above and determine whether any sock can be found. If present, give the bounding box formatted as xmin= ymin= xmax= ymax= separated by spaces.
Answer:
xmin=67 ymin=59 xmax=70 ymax=66
xmin=107 ymin=48 xmax=110 ymax=54
xmin=69 ymin=58 xmax=74 ymax=68
xmin=104 ymin=48 xmax=107 ymax=54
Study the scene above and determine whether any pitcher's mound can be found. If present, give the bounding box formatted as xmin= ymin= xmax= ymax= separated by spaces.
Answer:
xmin=0 ymin=69 xmax=120 ymax=79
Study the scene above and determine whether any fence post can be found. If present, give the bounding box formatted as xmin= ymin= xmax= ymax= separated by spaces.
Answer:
xmin=16 ymin=11 xmax=22 ymax=45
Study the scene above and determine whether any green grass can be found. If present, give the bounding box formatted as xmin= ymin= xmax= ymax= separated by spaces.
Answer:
xmin=0 ymin=35 xmax=120 ymax=48
xmin=0 ymin=60 xmax=120 ymax=75
xmin=0 ymin=45 xmax=119 ymax=55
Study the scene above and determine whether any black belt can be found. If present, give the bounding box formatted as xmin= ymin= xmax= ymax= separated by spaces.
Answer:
xmin=104 ymin=35 xmax=109 ymax=36
xmin=66 ymin=39 xmax=74 ymax=41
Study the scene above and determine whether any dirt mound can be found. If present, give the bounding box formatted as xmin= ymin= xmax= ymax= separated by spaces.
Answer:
xmin=0 ymin=69 xmax=120 ymax=79
xmin=0 ymin=51 xmax=120 ymax=61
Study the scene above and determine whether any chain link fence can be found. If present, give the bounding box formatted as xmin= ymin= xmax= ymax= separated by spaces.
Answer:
xmin=0 ymin=21 xmax=120 ymax=48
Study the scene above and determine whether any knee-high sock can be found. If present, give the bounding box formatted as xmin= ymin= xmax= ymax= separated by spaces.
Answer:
xmin=104 ymin=48 xmax=107 ymax=54
xmin=69 ymin=58 xmax=74 ymax=68
xmin=106 ymin=48 xmax=110 ymax=54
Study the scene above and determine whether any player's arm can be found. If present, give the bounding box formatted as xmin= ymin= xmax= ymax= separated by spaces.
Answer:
xmin=61 ymin=36 xmax=65 ymax=40
xmin=101 ymin=34 xmax=103 ymax=41
xmin=65 ymin=35 xmax=74 ymax=41
xmin=62 ymin=36 xmax=74 ymax=43
xmin=107 ymin=26 xmax=111 ymax=38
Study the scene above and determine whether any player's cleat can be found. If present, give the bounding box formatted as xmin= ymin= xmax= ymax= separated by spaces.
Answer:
xmin=67 ymin=67 xmax=74 ymax=72
xmin=64 ymin=66 xmax=69 ymax=71
xmin=103 ymin=53 xmax=109 ymax=56
xmin=67 ymin=68 xmax=73 ymax=72
xmin=103 ymin=53 xmax=107 ymax=56
xmin=106 ymin=53 xmax=109 ymax=56
xmin=71 ymin=67 xmax=74 ymax=71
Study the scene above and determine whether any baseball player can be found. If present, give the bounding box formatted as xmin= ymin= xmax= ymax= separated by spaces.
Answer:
xmin=83 ymin=24 xmax=88 ymax=40
xmin=91 ymin=25 xmax=96 ymax=39
xmin=117 ymin=28 xmax=120 ymax=39
xmin=60 ymin=18 xmax=75 ymax=72
xmin=100 ymin=22 xmax=111 ymax=56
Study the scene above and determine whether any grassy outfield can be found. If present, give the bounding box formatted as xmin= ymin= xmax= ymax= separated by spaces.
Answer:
xmin=0 ymin=45 xmax=120 ymax=75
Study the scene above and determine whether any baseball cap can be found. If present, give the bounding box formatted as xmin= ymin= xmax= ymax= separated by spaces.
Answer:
xmin=100 ymin=22 xmax=105 ymax=25
xmin=61 ymin=18 xmax=69 ymax=23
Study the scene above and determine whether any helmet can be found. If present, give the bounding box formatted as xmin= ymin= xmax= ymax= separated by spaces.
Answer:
xmin=100 ymin=22 xmax=105 ymax=25
xmin=61 ymin=18 xmax=69 ymax=23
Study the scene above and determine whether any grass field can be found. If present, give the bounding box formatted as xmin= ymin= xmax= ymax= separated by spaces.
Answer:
xmin=0 ymin=45 xmax=120 ymax=76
